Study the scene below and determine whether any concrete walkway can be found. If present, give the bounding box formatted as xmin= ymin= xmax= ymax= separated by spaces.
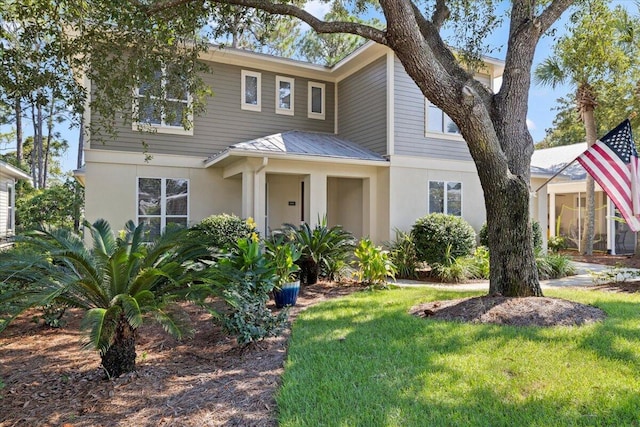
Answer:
xmin=393 ymin=262 xmax=640 ymax=292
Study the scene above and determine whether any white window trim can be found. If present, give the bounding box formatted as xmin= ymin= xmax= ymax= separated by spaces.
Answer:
xmin=132 ymin=69 xmax=193 ymax=136
xmin=136 ymin=177 xmax=190 ymax=236
xmin=424 ymin=99 xmax=463 ymax=140
xmin=241 ymin=70 xmax=262 ymax=112
xmin=7 ymin=181 xmax=14 ymax=235
xmin=428 ymin=180 xmax=463 ymax=216
xmin=308 ymin=81 xmax=325 ymax=120
xmin=275 ymin=75 xmax=295 ymax=116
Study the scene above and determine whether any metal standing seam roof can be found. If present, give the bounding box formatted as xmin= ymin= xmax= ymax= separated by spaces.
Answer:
xmin=531 ymin=142 xmax=588 ymax=180
xmin=205 ymin=130 xmax=388 ymax=165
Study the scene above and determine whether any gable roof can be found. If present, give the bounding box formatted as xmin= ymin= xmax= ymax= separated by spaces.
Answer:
xmin=204 ymin=130 xmax=388 ymax=167
xmin=531 ymin=143 xmax=588 ymax=180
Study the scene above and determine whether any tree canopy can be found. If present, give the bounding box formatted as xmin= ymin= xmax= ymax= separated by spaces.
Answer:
xmin=2 ymin=0 xmax=588 ymax=296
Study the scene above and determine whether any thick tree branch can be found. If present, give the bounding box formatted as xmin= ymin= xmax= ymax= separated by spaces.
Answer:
xmin=431 ymin=0 xmax=450 ymax=30
xmin=537 ymin=0 xmax=575 ymax=35
xmin=147 ymin=0 xmax=388 ymax=45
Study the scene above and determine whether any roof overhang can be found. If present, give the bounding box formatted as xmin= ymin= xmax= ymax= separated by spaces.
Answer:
xmin=73 ymin=167 xmax=86 ymax=187
xmin=0 ymin=162 xmax=31 ymax=181
xmin=204 ymin=148 xmax=389 ymax=169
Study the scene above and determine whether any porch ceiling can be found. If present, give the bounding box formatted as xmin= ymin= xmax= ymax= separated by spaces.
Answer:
xmin=204 ymin=130 xmax=388 ymax=168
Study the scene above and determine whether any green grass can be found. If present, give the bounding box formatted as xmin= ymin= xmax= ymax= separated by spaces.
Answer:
xmin=277 ymin=288 xmax=640 ymax=426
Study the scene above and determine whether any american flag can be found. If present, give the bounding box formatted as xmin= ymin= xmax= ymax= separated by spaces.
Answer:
xmin=577 ymin=119 xmax=640 ymax=231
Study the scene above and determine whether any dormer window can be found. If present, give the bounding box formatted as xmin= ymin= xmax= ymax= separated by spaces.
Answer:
xmin=276 ymin=76 xmax=294 ymax=115
xmin=241 ymin=70 xmax=261 ymax=112
xmin=133 ymin=67 xmax=192 ymax=135
xmin=308 ymin=81 xmax=325 ymax=120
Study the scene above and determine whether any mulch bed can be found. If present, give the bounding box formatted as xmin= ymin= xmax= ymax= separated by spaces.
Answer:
xmin=0 ymin=282 xmax=360 ymax=427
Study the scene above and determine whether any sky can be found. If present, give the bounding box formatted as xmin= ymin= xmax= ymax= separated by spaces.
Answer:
xmin=3 ymin=3 xmax=606 ymax=173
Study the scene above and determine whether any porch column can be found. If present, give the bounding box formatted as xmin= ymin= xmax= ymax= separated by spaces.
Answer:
xmin=536 ymin=185 xmax=548 ymax=251
xmin=309 ymin=172 xmax=327 ymax=227
xmin=254 ymin=168 xmax=267 ymax=236
xmin=241 ymin=170 xmax=254 ymax=220
xmin=548 ymin=191 xmax=556 ymax=238
xmin=363 ymin=176 xmax=377 ymax=242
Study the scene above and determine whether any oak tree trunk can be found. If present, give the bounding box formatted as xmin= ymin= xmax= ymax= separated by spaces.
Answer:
xmin=101 ymin=317 xmax=137 ymax=378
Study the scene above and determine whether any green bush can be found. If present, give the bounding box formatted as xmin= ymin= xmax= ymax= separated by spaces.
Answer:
xmin=387 ymin=229 xmax=419 ymax=279
xmin=548 ymin=235 xmax=567 ymax=253
xmin=469 ymin=246 xmax=490 ymax=279
xmin=536 ymin=253 xmax=576 ymax=280
xmin=411 ymin=213 xmax=476 ymax=265
xmin=277 ymin=218 xmax=355 ymax=284
xmin=213 ymin=238 xmax=288 ymax=345
xmin=479 ymin=221 xmax=543 ymax=251
xmin=352 ymin=238 xmax=397 ymax=288
xmin=190 ymin=214 xmax=257 ymax=252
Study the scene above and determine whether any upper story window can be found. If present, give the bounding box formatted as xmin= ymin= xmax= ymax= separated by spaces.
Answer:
xmin=241 ymin=70 xmax=261 ymax=112
xmin=425 ymin=74 xmax=492 ymax=138
xmin=134 ymin=67 xmax=192 ymax=136
xmin=429 ymin=181 xmax=462 ymax=216
xmin=308 ymin=81 xmax=325 ymax=120
xmin=137 ymin=177 xmax=189 ymax=241
xmin=426 ymin=101 xmax=460 ymax=135
xmin=276 ymin=76 xmax=294 ymax=116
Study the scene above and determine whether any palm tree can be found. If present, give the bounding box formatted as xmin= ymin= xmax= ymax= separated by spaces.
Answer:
xmin=0 ymin=219 xmax=211 ymax=378
xmin=534 ymin=1 xmax=635 ymax=255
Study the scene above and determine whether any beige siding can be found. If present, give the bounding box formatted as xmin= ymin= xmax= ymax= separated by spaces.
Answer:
xmin=0 ymin=177 xmax=8 ymax=237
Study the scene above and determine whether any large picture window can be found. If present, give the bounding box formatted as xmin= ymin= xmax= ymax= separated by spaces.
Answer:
xmin=241 ymin=70 xmax=262 ymax=111
xmin=137 ymin=177 xmax=189 ymax=241
xmin=134 ymin=67 xmax=192 ymax=135
xmin=429 ymin=181 xmax=462 ymax=216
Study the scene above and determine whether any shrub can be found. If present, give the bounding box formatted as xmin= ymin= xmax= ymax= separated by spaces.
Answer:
xmin=352 ymin=238 xmax=397 ymax=288
xmin=536 ymin=252 xmax=576 ymax=280
xmin=277 ymin=218 xmax=355 ymax=284
xmin=412 ymin=213 xmax=476 ymax=265
xmin=190 ymin=214 xmax=257 ymax=252
xmin=479 ymin=220 xmax=543 ymax=251
xmin=548 ymin=235 xmax=567 ymax=253
xmin=469 ymin=246 xmax=490 ymax=279
xmin=387 ymin=229 xmax=419 ymax=279
xmin=429 ymin=243 xmax=480 ymax=283
xmin=213 ymin=238 xmax=288 ymax=345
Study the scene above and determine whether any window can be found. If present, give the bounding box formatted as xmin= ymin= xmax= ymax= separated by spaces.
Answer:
xmin=308 ymin=81 xmax=325 ymax=120
xmin=6 ymin=182 xmax=13 ymax=234
xmin=133 ymin=67 xmax=192 ymax=135
xmin=426 ymin=100 xmax=460 ymax=135
xmin=429 ymin=181 xmax=462 ymax=216
xmin=241 ymin=70 xmax=261 ymax=111
xmin=276 ymin=76 xmax=294 ymax=115
xmin=137 ymin=177 xmax=189 ymax=241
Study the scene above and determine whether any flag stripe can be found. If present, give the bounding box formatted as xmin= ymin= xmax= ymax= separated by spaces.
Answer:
xmin=576 ymin=119 xmax=640 ymax=232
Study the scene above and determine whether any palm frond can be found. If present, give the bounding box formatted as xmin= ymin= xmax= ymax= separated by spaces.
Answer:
xmin=86 ymin=219 xmax=117 ymax=257
xmin=534 ymin=57 xmax=566 ymax=89
xmin=80 ymin=306 xmax=121 ymax=355
xmin=151 ymin=303 xmax=194 ymax=340
xmin=113 ymin=294 xmax=143 ymax=329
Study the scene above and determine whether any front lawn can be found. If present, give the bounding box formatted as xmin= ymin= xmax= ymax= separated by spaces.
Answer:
xmin=277 ymin=288 xmax=640 ymax=426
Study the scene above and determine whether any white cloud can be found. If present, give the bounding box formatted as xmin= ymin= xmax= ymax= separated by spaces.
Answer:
xmin=304 ymin=0 xmax=332 ymax=18
xmin=526 ymin=118 xmax=536 ymax=131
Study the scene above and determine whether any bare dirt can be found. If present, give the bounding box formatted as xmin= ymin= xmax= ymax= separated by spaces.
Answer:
xmin=1 ymin=255 xmax=638 ymax=427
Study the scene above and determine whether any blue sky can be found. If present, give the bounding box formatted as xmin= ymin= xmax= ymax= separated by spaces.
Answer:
xmin=4 ymin=4 xmax=587 ymax=173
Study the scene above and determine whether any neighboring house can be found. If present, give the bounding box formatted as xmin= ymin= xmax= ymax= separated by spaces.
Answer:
xmin=0 ymin=161 xmax=31 ymax=241
xmin=531 ymin=143 xmax=633 ymax=254
xmin=79 ymin=42 xmax=524 ymax=243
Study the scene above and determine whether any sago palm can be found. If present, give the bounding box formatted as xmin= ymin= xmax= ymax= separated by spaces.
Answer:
xmin=0 ymin=219 xmax=211 ymax=378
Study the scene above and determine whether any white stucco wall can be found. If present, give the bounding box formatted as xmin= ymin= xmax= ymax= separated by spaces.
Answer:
xmin=388 ymin=155 xmax=486 ymax=236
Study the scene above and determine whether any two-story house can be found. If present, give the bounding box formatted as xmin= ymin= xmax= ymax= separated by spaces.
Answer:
xmin=79 ymin=41 xmax=544 ymax=244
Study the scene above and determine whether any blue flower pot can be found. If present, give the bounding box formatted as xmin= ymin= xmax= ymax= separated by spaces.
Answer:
xmin=273 ymin=280 xmax=300 ymax=308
